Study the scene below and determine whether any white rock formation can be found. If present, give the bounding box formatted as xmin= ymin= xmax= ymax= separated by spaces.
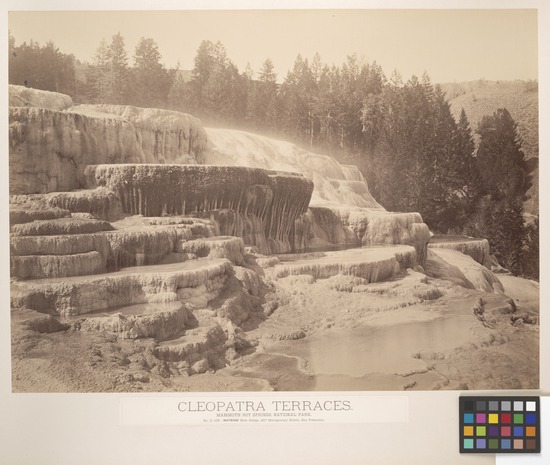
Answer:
xmin=153 ymin=325 xmax=228 ymax=367
xmin=429 ymin=238 xmax=491 ymax=268
xmin=175 ymin=236 xmax=245 ymax=266
xmin=302 ymin=206 xmax=431 ymax=264
xmin=204 ymin=128 xmax=383 ymax=209
xmin=9 ymin=204 xmax=71 ymax=225
xmin=11 ymin=251 xmax=106 ymax=279
xmin=71 ymin=104 xmax=208 ymax=164
xmin=11 ymin=217 xmax=113 ymax=236
xmin=9 ymin=86 xmax=520 ymax=391
xmin=9 ymin=86 xmax=430 ymax=261
xmin=9 ymin=85 xmax=73 ymax=111
xmin=9 ymin=86 xmax=209 ymax=195
xmin=204 ymin=128 xmax=431 ymax=262
xmin=425 ymin=249 xmax=504 ymax=293
xmin=84 ymin=164 xmax=313 ymax=254
xmin=11 ymin=259 xmax=232 ymax=316
xmin=9 ymin=107 xmax=145 ymax=194
xmin=12 ymin=188 xmax=124 ymax=221
xmin=269 ymin=245 xmax=417 ymax=282
xmin=10 ymin=219 xmax=244 ymax=279
xmin=76 ymin=303 xmax=194 ymax=341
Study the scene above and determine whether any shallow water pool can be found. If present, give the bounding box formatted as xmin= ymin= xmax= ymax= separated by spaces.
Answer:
xmin=272 ymin=315 xmax=476 ymax=376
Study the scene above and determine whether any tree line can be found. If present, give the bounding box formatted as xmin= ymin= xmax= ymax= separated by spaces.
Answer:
xmin=8 ymin=35 xmax=538 ymax=278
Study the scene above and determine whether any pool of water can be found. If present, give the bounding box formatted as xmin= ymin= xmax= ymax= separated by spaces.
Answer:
xmin=271 ymin=315 xmax=476 ymax=376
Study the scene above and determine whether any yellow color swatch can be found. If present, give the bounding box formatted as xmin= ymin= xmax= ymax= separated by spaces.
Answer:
xmin=488 ymin=414 xmax=499 ymax=424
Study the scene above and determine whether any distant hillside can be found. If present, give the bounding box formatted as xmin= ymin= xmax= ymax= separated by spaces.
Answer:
xmin=439 ymin=80 xmax=538 ymax=160
xmin=439 ymin=80 xmax=539 ymax=217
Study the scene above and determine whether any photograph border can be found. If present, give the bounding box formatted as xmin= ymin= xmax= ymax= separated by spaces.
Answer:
xmin=1 ymin=1 xmax=548 ymax=464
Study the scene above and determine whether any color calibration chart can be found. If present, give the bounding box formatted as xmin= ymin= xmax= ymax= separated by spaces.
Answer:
xmin=460 ymin=397 xmax=541 ymax=453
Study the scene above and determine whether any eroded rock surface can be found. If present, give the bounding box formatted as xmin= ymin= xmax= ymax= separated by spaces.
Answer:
xmin=429 ymin=236 xmax=491 ymax=268
xmin=204 ymin=128 xmax=383 ymax=209
xmin=84 ymin=164 xmax=313 ymax=254
xmin=205 ymin=128 xmax=430 ymax=263
xmin=12 ymin=188 xmax=124 ymax=221
xmin=9 ymin=107 xmax=145 ymax=194
xmin=425 ymin=248 xmax=504 ymax=293
xmin=10 ymin=85 xmax=73 ymax=110
xmin=72 ymin=104 xmax=207 ymax=164
xmin=75 ymin=302 xmax=195 ymax=341
xmin=11 ymin=259 xmax=232 ymax=316
xmin=269 ymin=246 xmax=417 ymax=282
xmin=10 ymin=98 xmax=208 ymax=195
xmin=9 ymin=86 xmax=536 ymax=393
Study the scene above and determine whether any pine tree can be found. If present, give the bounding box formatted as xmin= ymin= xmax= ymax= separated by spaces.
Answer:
xmin=476 ymin=108 xmax=528 ymax=201
xmin=188 ymin=40 xmax=246 ymax=122
xmin=364 ymin=71 xmax=479 ymax=233
xmin=131 ymin=37 xmax=173 ymax=107
xmin=425 ymin=85 xmax=470 ymax=231
xmin=247 ymin=58 xmax=278 ymax=129
xmin=166 ymin=63 xmax=192 ymax=112
xmin=278 ymin=55 xmax=317 ymax=144
xmin=367 ymin=74 xmax=406 ymax=210
xmin=189 ymin=40 xmax=216 ymax=114
xmin=337 ymin=54 xmax=364 ymax=151
xmin=86 ymin=34 xmax=130 ymax=104
xmin=490 ymin=199 xmax=526 ymax=275
xmin=85 ymin=38 xmax=110 ymax=102
xmin=107 ymin=33 xmax=130 ymax=104
xmin=453 ymin=108 xmax=481 ymax=219
xmin=455 ymin=109 xmax=477 ymax=183
xmin=467 ymin=108 xmax=530 ymax=275
xmin=520 ymin=217 xmax=539 ymax=279
xmin=314 ymin=64 xmax=340 ymax=149
xmin=9 ymin=37 xmax=76 ymax=96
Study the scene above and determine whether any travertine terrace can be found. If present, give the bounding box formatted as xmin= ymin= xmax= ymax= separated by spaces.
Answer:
xmin=9 ymin=86 xmax=538 ymax=392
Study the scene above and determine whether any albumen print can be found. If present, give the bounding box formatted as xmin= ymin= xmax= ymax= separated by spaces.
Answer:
xmin=8 ymin=9 xmax=539 ymax=392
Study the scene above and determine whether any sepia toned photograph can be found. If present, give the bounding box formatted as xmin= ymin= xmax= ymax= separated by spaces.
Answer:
xmin=8 ymin=9 xmax=539 ymax=393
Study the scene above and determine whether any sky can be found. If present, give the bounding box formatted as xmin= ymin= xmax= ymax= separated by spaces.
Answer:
xmin=8 ymin=9 xmax=538 ymax=84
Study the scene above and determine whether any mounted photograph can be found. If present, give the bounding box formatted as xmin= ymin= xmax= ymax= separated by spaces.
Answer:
xmin=8 ymin=9 xmax=539 ymax=392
